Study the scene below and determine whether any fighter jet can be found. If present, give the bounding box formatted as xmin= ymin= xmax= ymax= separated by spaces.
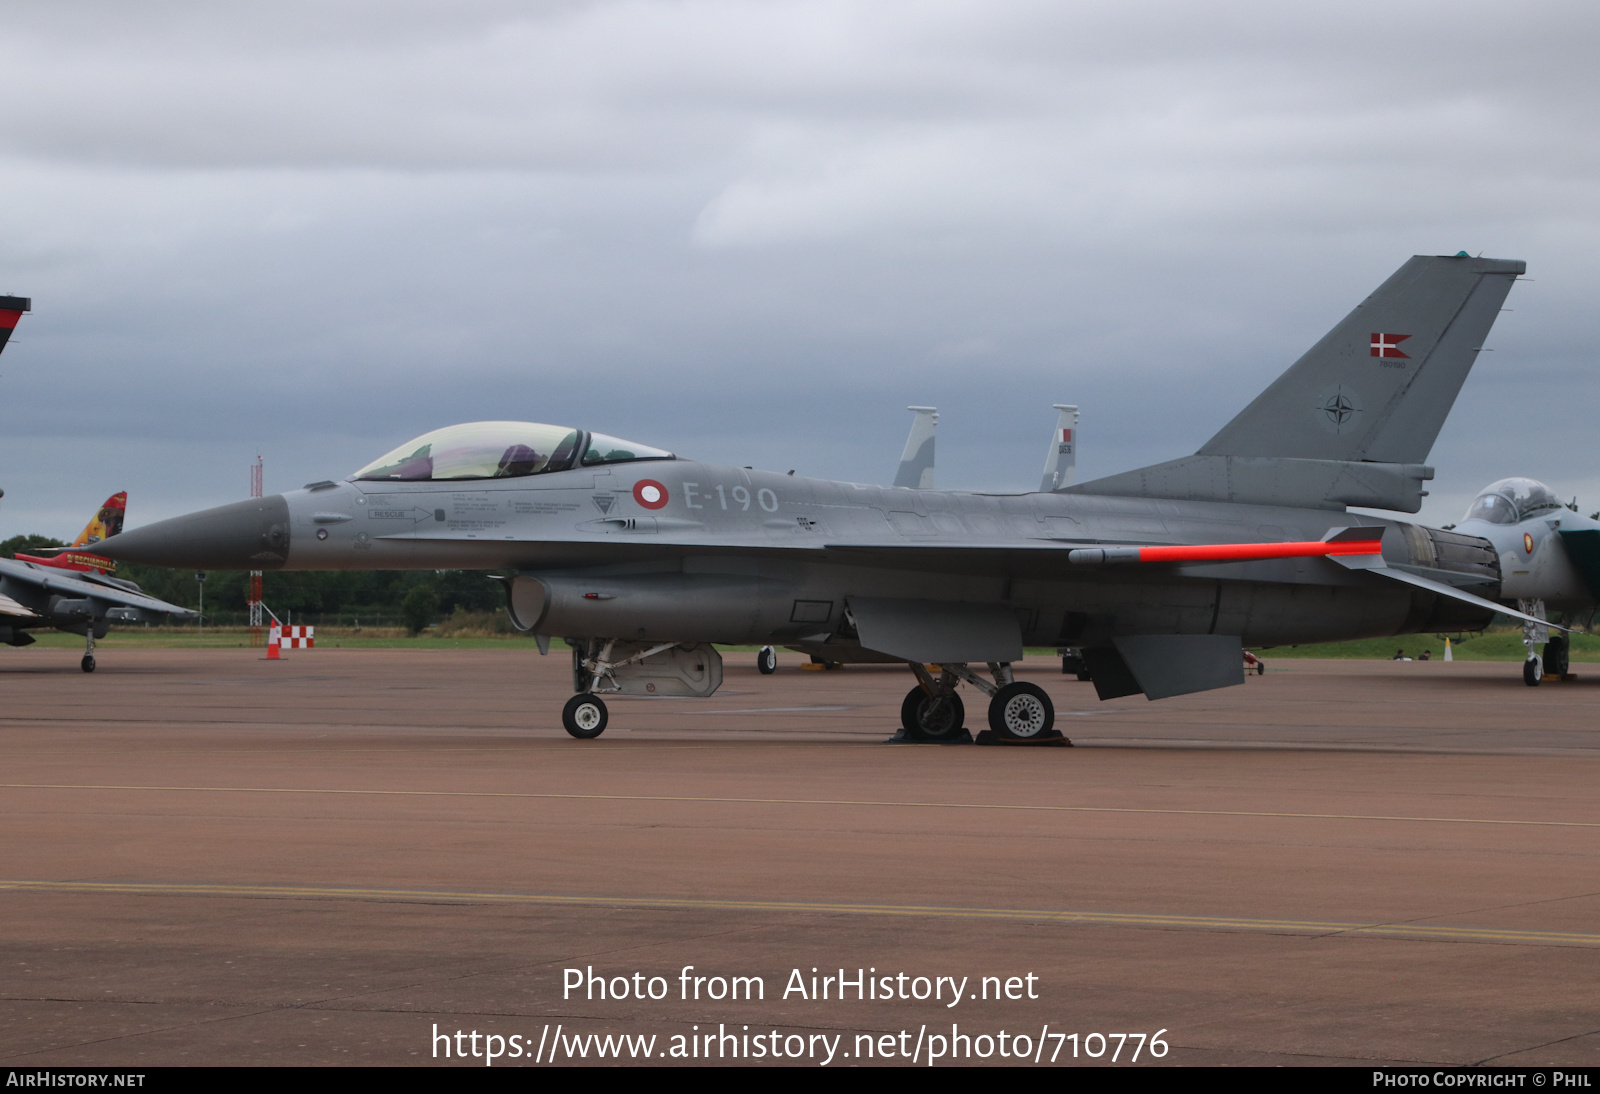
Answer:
xmin=0 ymin=300 xmax=196 ymax=669
xmin=1 ymin=491 xmax=198 ymax=671
xmin=1454 ymin=477 xmax=1600 ymax=684
xmin=98 ymin=254 xmax=1548 ymax=739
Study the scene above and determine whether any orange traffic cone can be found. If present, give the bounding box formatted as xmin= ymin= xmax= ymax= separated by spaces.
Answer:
xmin=266 ymin=623 xmax=282 ymax=660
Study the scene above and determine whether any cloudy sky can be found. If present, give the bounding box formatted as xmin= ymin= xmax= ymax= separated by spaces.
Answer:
xmin=2 ymin=0 xmax=1598 ymax=535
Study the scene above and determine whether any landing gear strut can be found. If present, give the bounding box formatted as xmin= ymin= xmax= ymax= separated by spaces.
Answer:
xmin=81 ymin=630 xmax=96 ymax=674
xmin=1518 ymin=597 xmax=1555 ymax=687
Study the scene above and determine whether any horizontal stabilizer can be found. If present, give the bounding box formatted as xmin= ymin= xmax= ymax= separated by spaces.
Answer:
xmin=1331 ymin=553 xmax=1571 ymax=632
xmin=1068 ymin=455 xmax=1434 ymax=512
xmin=849 ymin=597 xmax=1023 ymax=664
xmin=0 ymin=593 xmax=40 ymax=618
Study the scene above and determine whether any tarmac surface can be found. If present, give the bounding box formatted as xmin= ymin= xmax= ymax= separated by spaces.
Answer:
xmin=2 ymin=645 xmax=1599 ymax=1067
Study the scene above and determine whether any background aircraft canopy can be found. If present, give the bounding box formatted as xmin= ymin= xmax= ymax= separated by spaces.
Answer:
xmin=1463 ymin=477 xmax=1564 ymax=525
xmin=353 ymin=422 xmax=672 ymax=482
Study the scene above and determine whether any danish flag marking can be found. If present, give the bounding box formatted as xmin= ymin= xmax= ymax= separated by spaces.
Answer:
xmin=1370 ymin=333 xmax=1411 ymax=359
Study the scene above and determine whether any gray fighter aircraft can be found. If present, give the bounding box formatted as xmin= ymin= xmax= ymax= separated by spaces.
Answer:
xmin=98 ymin=254 xmax=1550 ymax=739
xmin=0 ymin=300 xmax=197 ymax=670
xmin=1454 ymin=477 xmax=1599 ymax=684
xmin=0 ymin=493 xmax=199 ymax=672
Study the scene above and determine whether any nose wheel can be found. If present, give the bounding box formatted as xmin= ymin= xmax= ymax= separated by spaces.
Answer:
xmin=1523 ymin=656 xmax=1543 ymax=687
xmin=562 ymin=693 xmax=609 ymax=738
xmin=81 ymin=655 xmax=96 ymax=673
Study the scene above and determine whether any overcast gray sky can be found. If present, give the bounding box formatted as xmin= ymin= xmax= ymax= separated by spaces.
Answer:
xmin=2 ymin=0 xmax=1597 ymax=535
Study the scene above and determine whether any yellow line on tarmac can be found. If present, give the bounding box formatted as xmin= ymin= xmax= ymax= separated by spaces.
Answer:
xmin=0 ymin=878 xmax=1593 ymax=947
xmin=0 ymin=782 xmax=1596 ymax=831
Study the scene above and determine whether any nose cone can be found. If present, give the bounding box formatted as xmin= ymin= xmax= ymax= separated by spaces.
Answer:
xmin=95 ymin=495 xmax=292 ymax=569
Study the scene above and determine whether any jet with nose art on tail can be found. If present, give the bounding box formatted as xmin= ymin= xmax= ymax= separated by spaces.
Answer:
xmin=97 ymin=254 xmax=1553 ymax=740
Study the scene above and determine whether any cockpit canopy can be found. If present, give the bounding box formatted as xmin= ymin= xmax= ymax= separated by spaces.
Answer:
xmin=1463 ymin=477 xmax=1565 ymax=525
xmin=353 ymin=421 xmax=673 ymax=482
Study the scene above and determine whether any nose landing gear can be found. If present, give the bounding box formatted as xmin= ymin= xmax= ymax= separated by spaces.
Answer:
xmin=562 ymin=693 xmax=608 ymax=738
xmin=1523 ymin=656 xmax=1543 ymax=687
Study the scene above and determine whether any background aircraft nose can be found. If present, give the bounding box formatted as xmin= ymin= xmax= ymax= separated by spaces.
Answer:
xmin=94 ymin=495 xmax=292 ymax=570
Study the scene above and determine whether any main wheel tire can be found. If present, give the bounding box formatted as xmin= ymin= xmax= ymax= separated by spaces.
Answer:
xmin=757 ymin=646 xmax=778 ymax=674
xmin=562 ymin=693 xmax=608 ymax=738
xmin=899 ymin=685 xmax=965 ymax=739
xmin=80 ymin=655 xmax=96 ymax=674
xmin=988 ymin=681 xmax=1055 ymax=739
xmin=1523 ymin=657 xmax=1543 ymax=687
xmin=1545 ymin=636 xmax=1570 ymax=677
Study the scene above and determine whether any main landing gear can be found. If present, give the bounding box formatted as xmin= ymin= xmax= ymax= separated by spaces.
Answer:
xmin=894 ymin=662 xmax=1067 ymax=745
xmin=900 ymin=672 xmax=966 ymax=741
xmin=81 ymin=630 xmax=96 ymax=673
xmin=757 ymin=646 xmax=777 ymax=674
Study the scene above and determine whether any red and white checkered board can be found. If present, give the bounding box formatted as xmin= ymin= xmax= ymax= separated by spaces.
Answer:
xmin=282 ymin=625 xmax=315 ymax=649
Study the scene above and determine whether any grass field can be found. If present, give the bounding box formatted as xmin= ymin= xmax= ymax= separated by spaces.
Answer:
xmin=1252 ymin=631 xmax=1600 ymax=661
xmin=18 ymin=625 xmax=1592 ymax=661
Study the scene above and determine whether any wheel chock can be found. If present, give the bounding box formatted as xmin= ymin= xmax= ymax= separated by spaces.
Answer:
xmin=974 ymin=729 xmax=1072 ymax=747
xmin=884 ymin=727 xmax=974 ymax=744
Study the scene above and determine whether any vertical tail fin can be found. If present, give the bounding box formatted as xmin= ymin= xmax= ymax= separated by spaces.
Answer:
xmin=1040 ymin=403 xmax=1079 ymax=492
xmin=1069 ymin=255 xmax=1524 ymax=511
xmin=14 ymin=493 xmax=127 ymax=575
xmin=0 ymin=296 xmax=30 ymax=357
xmin=1199 ymin=254 xmax=1523 ymax=463
xmin=73 ymin=493 xmax=127 ymax=548
xmin=893 ymin=406 xmax=937 ymax=489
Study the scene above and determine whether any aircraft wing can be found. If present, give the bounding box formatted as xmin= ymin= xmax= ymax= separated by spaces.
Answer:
xmin=0 ymin=557 xmax=197 ymax=621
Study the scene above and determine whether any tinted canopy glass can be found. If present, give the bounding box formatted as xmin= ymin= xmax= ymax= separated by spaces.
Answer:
xmin=1463 ymin=477 xmax=1563 ymax=525
xmin=355 ymin=422 xmax=581 ymax=481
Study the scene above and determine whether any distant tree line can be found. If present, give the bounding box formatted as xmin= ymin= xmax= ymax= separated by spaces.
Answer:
xmin=0 ymin=534 xmax=507 ymax=627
